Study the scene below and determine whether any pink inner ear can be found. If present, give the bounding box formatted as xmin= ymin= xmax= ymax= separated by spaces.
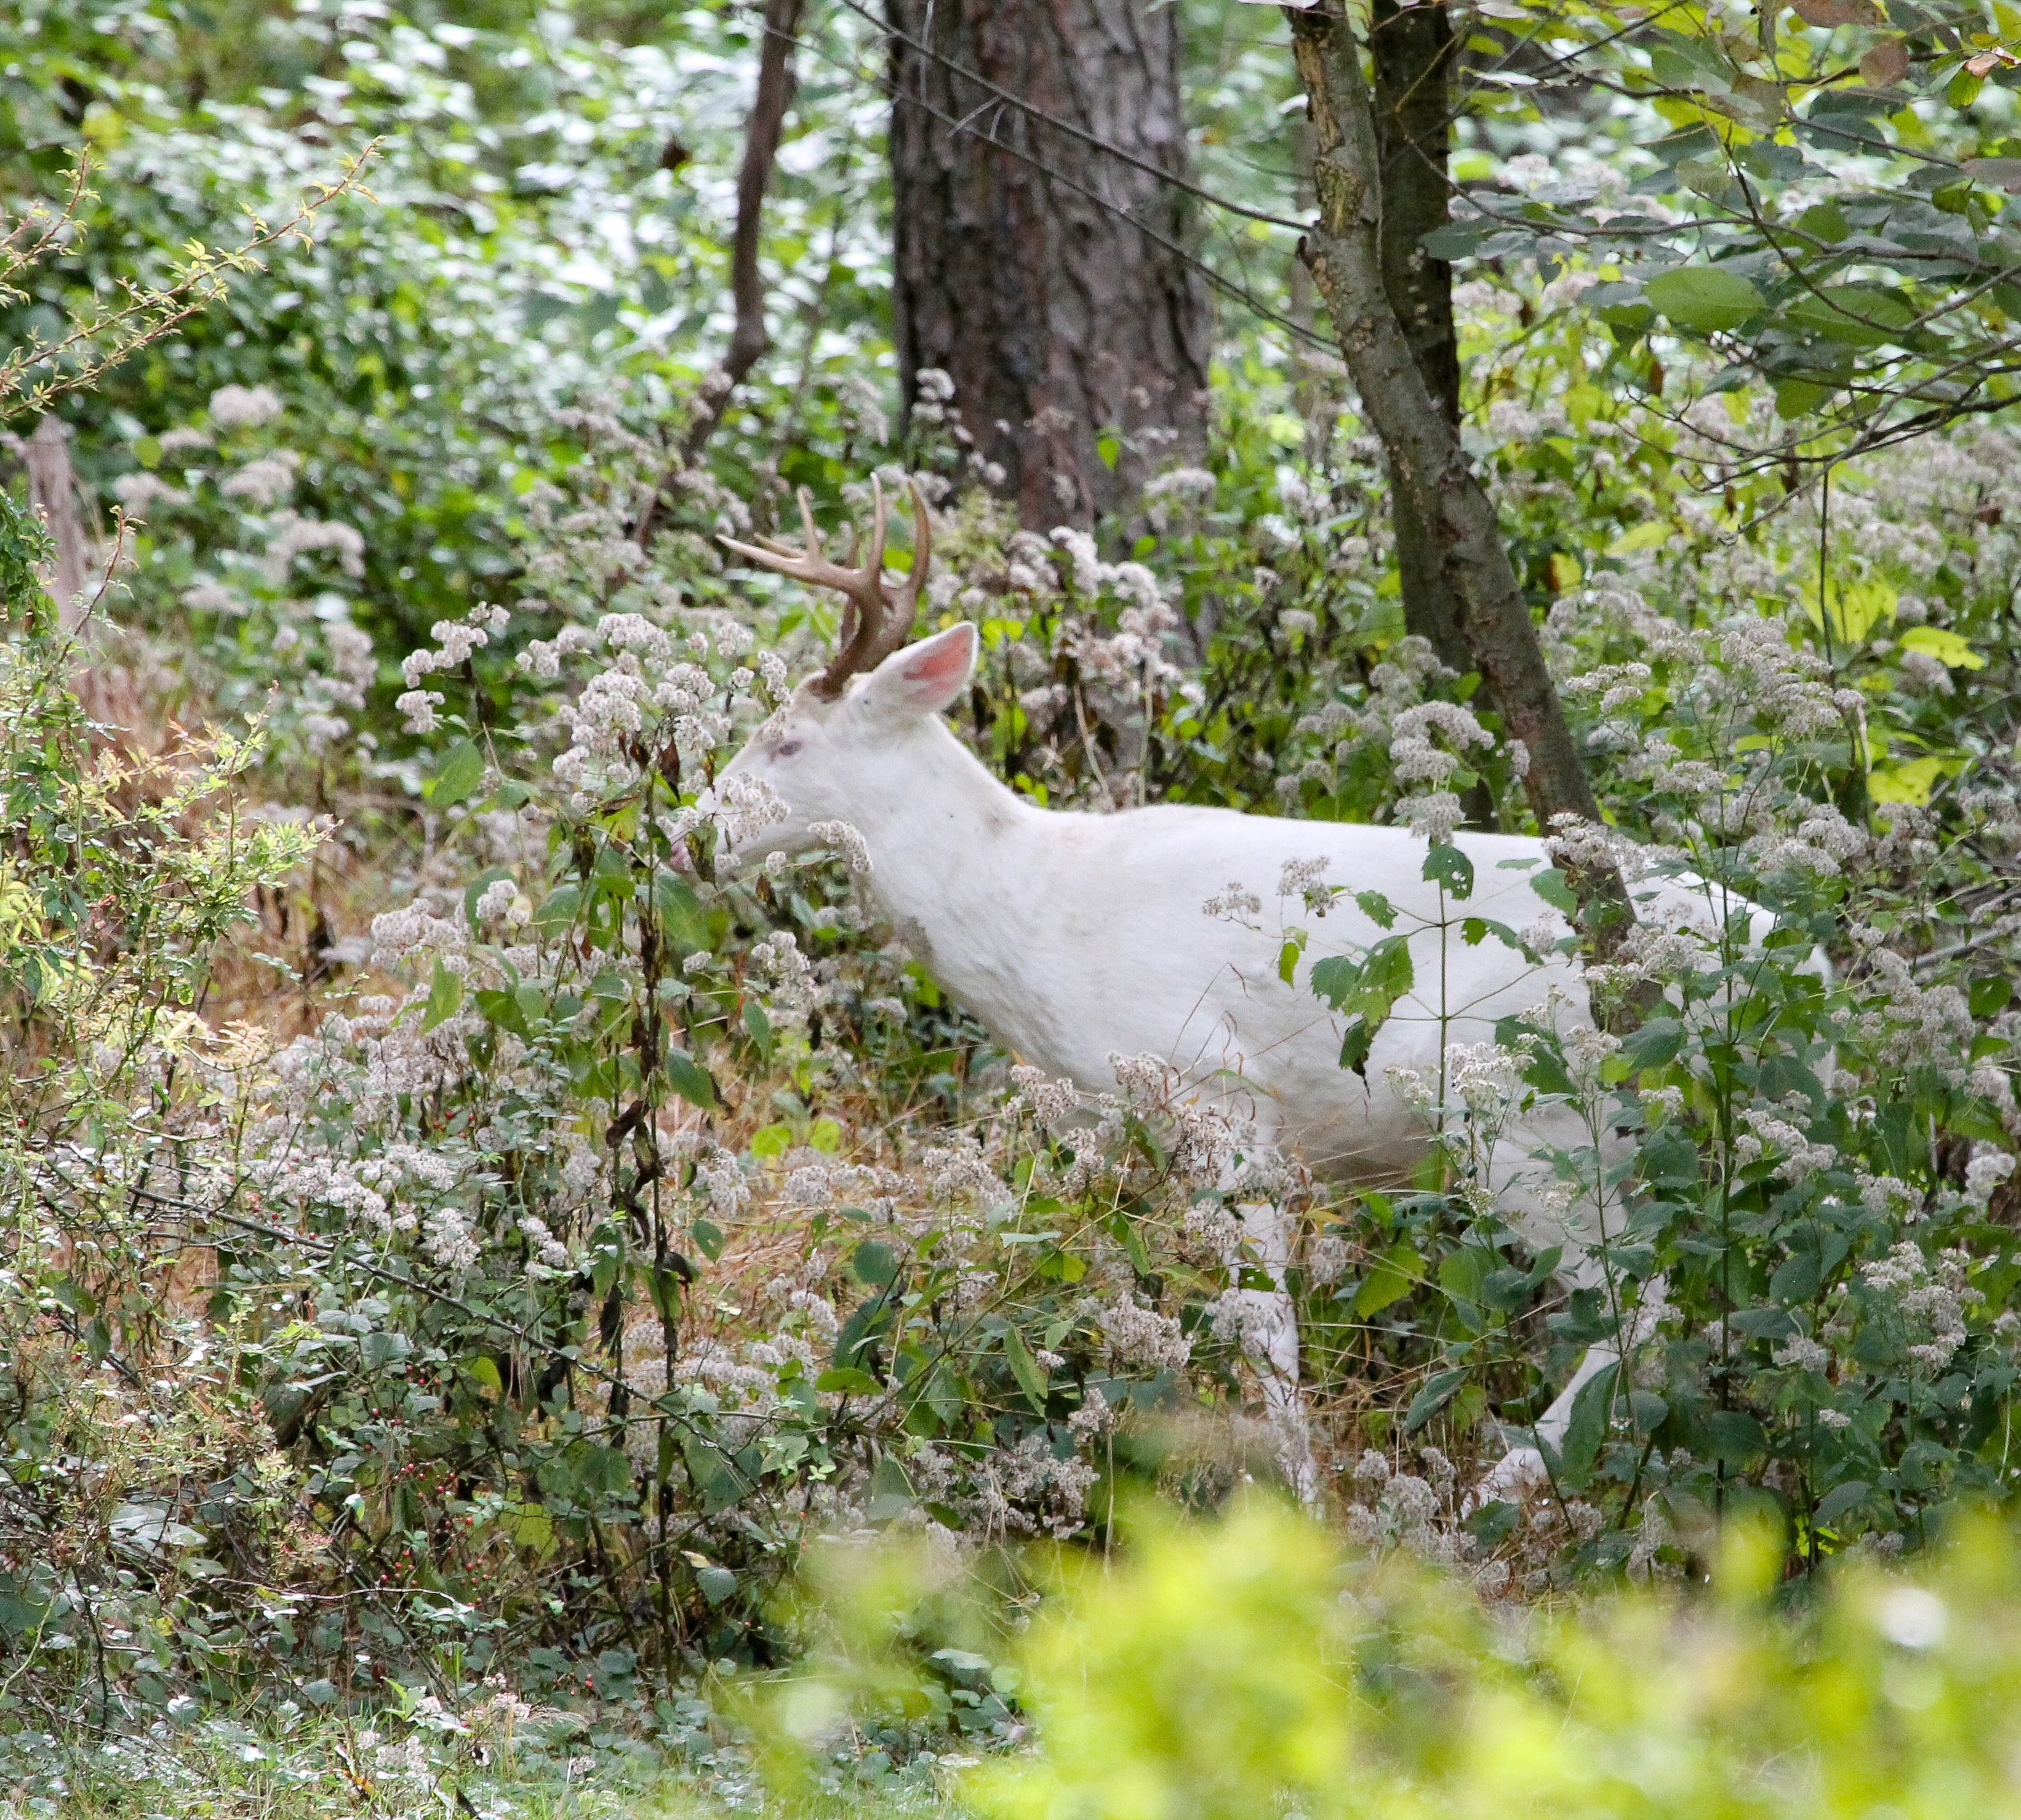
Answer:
xmin=901 ymin=626 xmax=970 ymax=691
xmin=902 ymin=634 xmax=970 ymax=687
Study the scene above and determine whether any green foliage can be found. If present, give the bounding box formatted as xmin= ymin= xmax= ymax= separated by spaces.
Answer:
xmin=939 ymin=1499 xmax=2021 ymax=1820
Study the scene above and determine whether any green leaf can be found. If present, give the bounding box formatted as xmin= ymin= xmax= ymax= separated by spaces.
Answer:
xmin=1404 ymin=1366 xmax=1469 ymax=1432
xmin=532 ymin=884 xmax=582 ymax=937
xmin=1529 ymin=867 xmax=1579 ymax=916
xmin=851 ymin=1240 xmax=899 ymax=1289
xmin=1802 ymin=575 xmax=1896 ymax=644
xmin=421 ymin=959 xmax=465 ymax=1031
xmin=1355 ymin=889 xmax=1398 ymax=929
xmin=1786 ymin=285 xmax=1916 ymax=350
xmin=1645 ymin=265 xmax=1763 ymax=334
xmin=814 ymin=1366 xmax=883 ymax=1398
xmin=1559 ymin=1361 xmax=1620 ymax=1487
xmin=1706 ymin=1410 xmax=1768 ymax=1465
xmin=1310 ymin=954 xmax=1363 ymax=1010
xmin=1900 ymin=625 xmax=1986 ymax=670
xmin=1421 ymin=220 xmax=1488 ymax=259
xmin=1628 ymin=1389 xmax=1668 ymax=1433
xmin=695 ymin=1564 xmax=738 ymax=1605
xmin=691 ymin=1217 xmax=724 ymax=1261
xmin=1421 ymin=840 xmax=1475 ymax=900
xmin=1354 ymin=1242 xmax=1423 ymax=1317
xmin=1002 ymin=1325 xmax=1051 ymax=1408
xmin=1623 ymin=1016 xmax=1684 ymax=1070
xmin=664 ymin=1047 xmax=718 ymax=1108
xmin=743 ymin=997 xmax=773 ymax=1053
xmin=1278 ymin=931 xmax=1306 ymax=985
xmin=1338 ymin=1018 xmax=1376 ymax=1078
xmin=1813 ymin=1479 xmax=1871 ymax=1527
xmin=426 ymin=738 xmax=486 ymax=807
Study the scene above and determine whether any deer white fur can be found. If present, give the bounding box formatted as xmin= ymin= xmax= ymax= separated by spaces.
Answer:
xmin=713 ymin=485 xmax=1742 ymax=1502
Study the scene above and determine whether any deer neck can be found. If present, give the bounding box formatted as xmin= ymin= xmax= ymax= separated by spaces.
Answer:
xmin=848 ymin=721 xmax=1042 ymax=982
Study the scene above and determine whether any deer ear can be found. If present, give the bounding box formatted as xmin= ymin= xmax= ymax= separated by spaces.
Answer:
xmin=857 ymin=622 xmax=978 ymax=717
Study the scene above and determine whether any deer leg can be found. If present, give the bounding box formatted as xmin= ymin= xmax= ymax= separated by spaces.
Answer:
xmin=1218 ymin=1143 xmax=1318 ymax=1506
xmin=1471 ymin=1111 xmax=1657 ymax=1506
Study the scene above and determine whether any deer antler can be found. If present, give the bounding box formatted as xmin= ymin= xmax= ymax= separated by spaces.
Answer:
xmin=718 ymin=476 xmax=933 ymax=699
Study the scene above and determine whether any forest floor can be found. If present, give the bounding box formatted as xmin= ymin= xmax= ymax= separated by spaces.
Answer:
xmin=16 ymin=1713 xmax=959 ymax=1820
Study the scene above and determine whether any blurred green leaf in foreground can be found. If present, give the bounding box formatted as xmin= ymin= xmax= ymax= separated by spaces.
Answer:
xmin=763 ymin=1498 xmax=2021 ymax=1820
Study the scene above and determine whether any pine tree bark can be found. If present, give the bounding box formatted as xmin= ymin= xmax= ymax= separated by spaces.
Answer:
xmin=887 ymin=0 xmax=1211 ymax=527
xmin=1369 ymin=0 xmax=1469 ymax=678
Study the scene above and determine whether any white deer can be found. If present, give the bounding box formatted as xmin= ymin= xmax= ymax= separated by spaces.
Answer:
xmin=713 ymin=481 xmax=1746 ymax=1502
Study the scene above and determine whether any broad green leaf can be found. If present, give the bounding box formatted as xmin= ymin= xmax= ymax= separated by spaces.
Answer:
xmin=1421 ymin=840 xmax=1475 ymax=900
xmin=1404 ymin=1366 xmax=1469 ymax=1432
xmin=1785 ymin=285 xmax=1916 ymax=350
xmin=1802 ymin=575 xmax=1896 ymax=644
xmin=1003 ymin=1325 xmax=1051 ymax=1408
xmin=1529 ymin=866 xmax=1580 ymax=917
xmin=532 ymin=884 xmax=582 ymax=937
xmin=1607 ymin=520 xmax=1672 ymax=556
xmin=1900 ymin=625 xmax=1985 ymax=670
xmin=1559 ymin=1361 xmax=1620 ymax=1486
xmin=1645 ymin=265 xmax=1763 ymax=334
xmin=664 ymin=1046 xmax=718 ymax=1108
xmin=1354 ymin=1242 xmax=1424 ymax=1318
xmin=421 ymin=959 xmax=464 ymax=1031
xmin=426 ymin=738 xmax=486 ymax=807
xmin=1310 ymin=954 xmax=1364 ymax=1010
xmin=1868 ymin=756 xmax=1947 ymax=805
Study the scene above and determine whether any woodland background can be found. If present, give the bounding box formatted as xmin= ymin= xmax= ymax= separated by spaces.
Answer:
xmin=11 ymin=0 xmax=2021 ymax=1812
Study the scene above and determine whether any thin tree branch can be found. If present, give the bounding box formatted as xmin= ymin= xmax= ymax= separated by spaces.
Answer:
xmin=637 ymin=0 xmax=808 ymax=543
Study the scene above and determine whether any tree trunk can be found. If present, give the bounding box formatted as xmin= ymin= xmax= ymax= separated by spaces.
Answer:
xmin=1369 ymin=0 xmax=1469 ymax=679
xmin=1285 ymin=0 xmax=1605 ymax=847
xmin=887 ymin=0 xmax=1211 ymax=528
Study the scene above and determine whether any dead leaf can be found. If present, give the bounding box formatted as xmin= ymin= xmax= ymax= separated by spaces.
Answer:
xmin=1859 ymin=37 xmax=1910 ymax=86
xmin=1963 ymin=155 xmax=2021 ymax=192
xmin=1788 ymin=0 xmax=1877 ymax=26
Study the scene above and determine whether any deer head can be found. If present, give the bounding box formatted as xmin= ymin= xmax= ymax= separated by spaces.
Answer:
xmin=713 ymin=476 xmax=984 ymax=870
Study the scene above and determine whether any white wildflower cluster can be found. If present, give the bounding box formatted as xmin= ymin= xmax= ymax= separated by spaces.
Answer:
xmin=970 ymin=1432 xmax=1100 ymax=1539
xmin=502 ymin=610 xmax=762 ymax=812
xmin=1743 ymin=802 xmax=1868 ymax=879
xmin=1861 ymin=1242 xmax=1983 ymax=1374
xmin=1849 ymin=948 xmax=1975 ymax=1086
xmin=1278 ymin=855 xmax=1332 ymax=914
xmin=1388 ymin=699 xmax=1494 ymax=847
xmin=1342 ymin=1449 xmax=1466 ymax=1565
xmin=1285 ymin=635 xmax=1452 ymax=804
xmin=220 ymin=449 xmax=302 ymax=507
xmin=1006 ymin=1064 xmax=1082 ymax=1123
xmin=1202 ymin=879 xmax=1262 ymax=923
xmin=747 ymin=930 xmax=817 ymax=1019
xmin=1092 ymin=1294 xmax=1191 ymax=1374
xmin=265 ymin=510 xmax=366 ymax=580
xmin=921 ymin=1130 xmax=1008 ymax=1208
xmin=1966 ymin=1147 xmax=2015 ymax=1210
xmin=805 ymin=818 xmax=872 ymax=876
xmin=208 ymin=383 xmax=284 ymax=428
xmin=1385 ymin=1039 xmax=1533 ymax=1211
xmin=111 ymin=470 xmax=189 ymax=518
xmin=1733 ymin=1106 xmax=1838 ymax=1182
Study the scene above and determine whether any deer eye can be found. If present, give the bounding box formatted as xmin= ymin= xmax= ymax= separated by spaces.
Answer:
xmin=776 ymin=736 xmax=804 ymax=758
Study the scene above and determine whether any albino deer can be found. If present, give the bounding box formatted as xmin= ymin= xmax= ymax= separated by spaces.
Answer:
xmin=715 ymin=481 xmax=1745 ymax=1502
